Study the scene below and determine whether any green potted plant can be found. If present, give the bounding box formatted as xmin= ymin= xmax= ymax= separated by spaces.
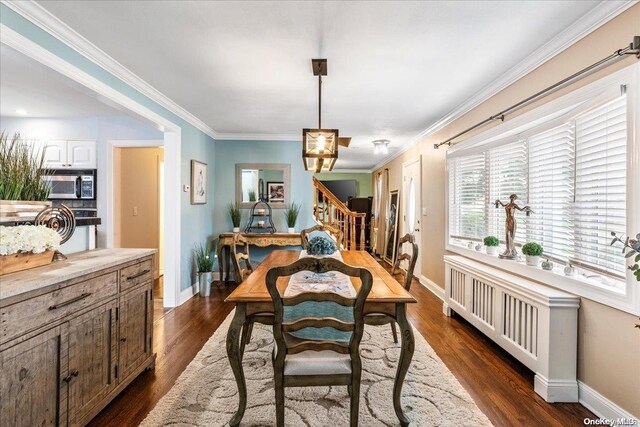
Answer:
xmin=483 ymin=236 xmax=499 ymax=256
xmin=248 ymin=190 xmax=256 ymax=202
xmin=522 ymin=242 xmax=543 ymax=267
xmin=284 ymin=202 xmax=301 ymax=233
xmin=611 ymin=232 xmax=640 ymax=282
xmin=0 ymin=132 xmax=52 ymax=221
xmin=228 ymin=202 xmax=241 ymax=232
xmin=194 ymin=243 xmax=214 ymax=297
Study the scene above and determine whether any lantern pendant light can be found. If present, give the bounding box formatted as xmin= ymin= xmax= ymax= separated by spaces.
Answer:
xmin=302 ymin=59 xmax=338 ymax=172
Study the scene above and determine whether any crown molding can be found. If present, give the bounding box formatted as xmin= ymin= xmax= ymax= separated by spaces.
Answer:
xmin=325 ymin=168 xmax=373 ymax=174
xmin=214 ymin=133 xmax=300 ymax=142
xmin=371 ymin=0 xmax=636 ymax=171
xmin=2 ymin=0 xmax=218 ymax=139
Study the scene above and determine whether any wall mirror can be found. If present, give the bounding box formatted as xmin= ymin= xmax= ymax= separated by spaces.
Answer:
xmin=384 ymin=189 xmax=400 ymax=265
xmin=235 ymin=163 xmax=291 ymax=208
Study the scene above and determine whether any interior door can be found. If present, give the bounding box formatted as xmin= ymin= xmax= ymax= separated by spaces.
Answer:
xmin=402 ymin=157 xmax=422 ymax=277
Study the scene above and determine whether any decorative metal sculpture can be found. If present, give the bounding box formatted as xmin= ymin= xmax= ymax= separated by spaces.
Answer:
xmin=35 ymin=204 xmax=76 ymax=261
xmin=494 ymin=194 xmax=532 ymax=259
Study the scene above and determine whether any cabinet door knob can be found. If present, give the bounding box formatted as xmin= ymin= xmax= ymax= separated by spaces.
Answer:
xmin=120 ymin=337 xmax=127 ymax=342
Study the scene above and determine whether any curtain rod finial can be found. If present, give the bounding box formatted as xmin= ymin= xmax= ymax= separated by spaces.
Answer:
xmin=434 ymin=143 xmax=440 ymax=149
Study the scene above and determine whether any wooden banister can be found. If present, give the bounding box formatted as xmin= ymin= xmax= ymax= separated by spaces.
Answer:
xmin=312 ymin=177 xmax=367 ymax=251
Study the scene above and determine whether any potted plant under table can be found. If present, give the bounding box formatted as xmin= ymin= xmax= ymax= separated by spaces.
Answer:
xmin=284 ymin=202 xmax=301 ymax=233
xmin=483 ymin=236 xmax=499 ymax=256
xmin=194 ymin=243 xmax=214 ymax=297
xmin=522 ymin=242 xmax=543 ymax=267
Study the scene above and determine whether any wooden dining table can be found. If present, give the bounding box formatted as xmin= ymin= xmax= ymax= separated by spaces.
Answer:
xmin=225 ymin=250 xmax=417 ymax=427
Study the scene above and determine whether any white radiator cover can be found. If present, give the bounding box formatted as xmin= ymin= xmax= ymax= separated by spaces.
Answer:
xmin=444 ymin=255 xmax=580 ymax=402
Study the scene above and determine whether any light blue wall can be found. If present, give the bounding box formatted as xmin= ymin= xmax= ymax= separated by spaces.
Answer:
xmin=1 ymin=5 xmax=215 ymax=291
xmin=213 ymin=140 xmax=315 ymax=263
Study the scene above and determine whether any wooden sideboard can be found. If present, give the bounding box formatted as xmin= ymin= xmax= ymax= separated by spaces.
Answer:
xmin=217 ymin=232 xmax=302 ymax=282
xmin=0 ymin=248 xmax=157 ymax=427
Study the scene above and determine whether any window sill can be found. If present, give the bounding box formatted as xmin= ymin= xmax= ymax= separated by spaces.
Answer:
xmin=446 ymin=242 xmax=638 ymax=315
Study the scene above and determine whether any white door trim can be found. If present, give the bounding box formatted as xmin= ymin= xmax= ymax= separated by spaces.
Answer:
xmin=1 ymin=24 xmax=182 ymax=307
xmin=402 ymin=156 xmax=422 ymax=277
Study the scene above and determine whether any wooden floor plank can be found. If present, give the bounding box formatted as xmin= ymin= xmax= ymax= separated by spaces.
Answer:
xmin=89 ymin=262 xmax=593 ymax=427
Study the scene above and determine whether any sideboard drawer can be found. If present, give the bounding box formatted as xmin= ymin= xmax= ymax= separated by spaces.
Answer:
xmin=120 ymin=258 xmax=153 ymax=292
xmin=0 ymin=272 xmax=118 ymax=344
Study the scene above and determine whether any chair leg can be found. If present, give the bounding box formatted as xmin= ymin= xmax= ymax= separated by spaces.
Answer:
xmin=350 ymin=377 xmax=360 ymax=427
xmin=274 ymin=373 xmax=285 ymax=427
xmin=390 ymin=321 xmax=398 ymax=344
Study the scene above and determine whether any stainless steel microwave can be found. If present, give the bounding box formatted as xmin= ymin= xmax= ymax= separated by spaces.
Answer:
xmin=42 ymin=171 xmax=96 ymax=200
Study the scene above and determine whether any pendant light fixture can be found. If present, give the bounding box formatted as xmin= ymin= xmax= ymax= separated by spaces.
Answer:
xmin=302 ymin=59 xmax=339 ymax=172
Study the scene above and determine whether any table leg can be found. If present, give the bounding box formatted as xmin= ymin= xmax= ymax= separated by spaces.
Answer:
xmin=226 ymin=304 xmax=247 ymax=426
xmin=393 ymin=303 xmax=414 ymax=427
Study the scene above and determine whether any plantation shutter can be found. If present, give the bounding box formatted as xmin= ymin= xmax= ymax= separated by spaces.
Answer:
xmin=527 ymin=124 xmax=575 ymax=260
xmin=486 ymin=141 xmax=528 ymax=242
xmin=573 ymin=96 xmax=627 ymax=276
xmin=449 ymin=153 xmax=486 ymax=240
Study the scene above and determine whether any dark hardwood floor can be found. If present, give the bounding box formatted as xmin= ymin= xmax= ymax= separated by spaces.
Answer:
xmin=90 ymin=262 xmax=594 ymax=427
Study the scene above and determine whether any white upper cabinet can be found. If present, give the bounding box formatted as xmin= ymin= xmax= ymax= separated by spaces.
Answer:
xmin=42 ymin=140 xmax=96 ymax=169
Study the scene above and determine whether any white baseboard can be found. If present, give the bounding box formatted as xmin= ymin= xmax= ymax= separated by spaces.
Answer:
xmin=418 ymin=274 xmax=445 ymax=301
xmin=578 ymin=381 xmax=638 ymax=421
xmin=534 ymin=375 xmax=579 ymax=403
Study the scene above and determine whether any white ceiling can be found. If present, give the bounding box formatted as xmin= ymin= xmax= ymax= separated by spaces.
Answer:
xmin=36 ymin=0 xmax=606 ymax=169
xmin=0 ymin=44 xmax=124 ymax=118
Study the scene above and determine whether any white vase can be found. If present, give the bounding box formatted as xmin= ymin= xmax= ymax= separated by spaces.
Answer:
xmin=526 ymin=255 xmax=540 ymax=267
xmin=232 ymin=227 xmax=240 ymax=233
xmin=288 ymin=227 xmax=295 ymax=233
xmin=486 ymin=246 xmax=498 ymax=256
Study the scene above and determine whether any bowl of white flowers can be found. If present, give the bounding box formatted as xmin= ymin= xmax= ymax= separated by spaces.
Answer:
xmin=0 ymin=225 xmax=61 ymax=275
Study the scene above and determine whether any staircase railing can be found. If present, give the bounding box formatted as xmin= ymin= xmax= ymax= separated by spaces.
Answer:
xmin=312 ymin=177 xmax=366 ymax=251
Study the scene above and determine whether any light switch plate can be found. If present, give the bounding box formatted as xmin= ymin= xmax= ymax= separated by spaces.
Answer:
xmin=183 ymin=184 xmax=190 ymax=192
xmin=422 ymin=208 xmax=428 ymax=216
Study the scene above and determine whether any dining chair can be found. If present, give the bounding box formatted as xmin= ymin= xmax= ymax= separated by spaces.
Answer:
xmin=266 ymin=257 xmax=373 ymax=427
xmin=232 ymin=233 xmax=253 ymax=283
xmin=300 ymin=223 xmax=344 ymax=249
xmin=365 ymin=233 xmax=418 ymax=343
xmin=231 ymin=233 xmax=266 ymax=352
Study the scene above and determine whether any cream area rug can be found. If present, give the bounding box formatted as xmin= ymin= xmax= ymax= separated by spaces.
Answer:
xmin=141 ymin=311 xmax=493 ymax=427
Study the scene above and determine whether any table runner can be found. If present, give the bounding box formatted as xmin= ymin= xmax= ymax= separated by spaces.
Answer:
xmin=283 ymin=251 xmax=355 ymax=342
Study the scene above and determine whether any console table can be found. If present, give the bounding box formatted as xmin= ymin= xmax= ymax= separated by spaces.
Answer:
xmin=217 ymin=232 xmax=302 ymax=282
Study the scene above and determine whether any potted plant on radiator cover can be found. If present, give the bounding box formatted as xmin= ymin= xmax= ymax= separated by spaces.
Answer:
xmin=483 ymin=236 xmax=499 ymax=256
xmin=522 ymin=242 xmax=543 ymax=267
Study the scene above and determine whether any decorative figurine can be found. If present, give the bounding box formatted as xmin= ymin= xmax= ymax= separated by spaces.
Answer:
xmin=475 ymin=243 xmax=483 ymax=252
xmin=495 ymin=194 xmax=532 ymax=260
xmin=541 ymin=259 xmax=554 ymax=271
xmin=564 ymin=262 xmax=577 ymax=276
xmin=467 ymin=241 xmax=474 ymax=249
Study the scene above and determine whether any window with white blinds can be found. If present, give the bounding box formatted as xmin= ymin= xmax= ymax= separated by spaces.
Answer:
xmin=449 ymin=153 xmax=486 ymax=240
xmin=528 ymin=123 xmax=575 ymax=261
xmin=487 ymin=141 xmax=528 ymax=242
xmin=447 ymin=94 xmax=628 ymax=280
xmin=573 ymin=96 xmax=627 ymax=276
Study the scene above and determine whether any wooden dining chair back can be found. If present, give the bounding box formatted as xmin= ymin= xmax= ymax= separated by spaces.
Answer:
xmin=300 ymin=224 xmax=344 ymax=249
xmin=391 ymin=233 xmax=419 ymax=291
xmin=364 ymin=233 xmax=418 ymax=344
xmin=231 ymin=233 xmax=253 ymax=283
xmin=266 ymin=257 xmax=373 ymax=427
